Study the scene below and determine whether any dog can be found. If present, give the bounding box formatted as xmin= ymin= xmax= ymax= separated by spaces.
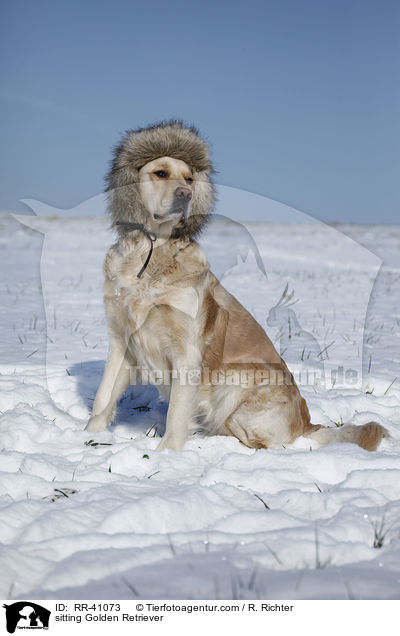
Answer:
xmin=86 ymin=120 xmax=387 ymax=452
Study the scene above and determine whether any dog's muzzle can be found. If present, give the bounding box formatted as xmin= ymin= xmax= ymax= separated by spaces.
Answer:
xmin=154 ymin=186 xmax=192 ymax=220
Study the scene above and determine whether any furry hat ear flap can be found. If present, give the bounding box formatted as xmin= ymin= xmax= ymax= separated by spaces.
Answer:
xmin=105 ymin=120 xmax=216 ymax=240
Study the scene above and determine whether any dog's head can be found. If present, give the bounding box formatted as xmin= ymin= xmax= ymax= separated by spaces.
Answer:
xmin=106 ymin=120 xmax=216 ymax=239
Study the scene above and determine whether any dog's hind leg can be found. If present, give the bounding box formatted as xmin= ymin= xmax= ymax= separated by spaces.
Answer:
xmin=86 ymin=343 xmax=131 ymax=432
xmin=224 ymin=398 xmax=290 ymax=450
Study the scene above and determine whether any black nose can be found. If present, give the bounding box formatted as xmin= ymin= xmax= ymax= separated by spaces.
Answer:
xmin=175 ymin=186 xmax=192 ymax=201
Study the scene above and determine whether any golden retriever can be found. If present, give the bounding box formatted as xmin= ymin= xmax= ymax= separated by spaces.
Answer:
xmin=86 ymin=121 xmax=387 ymax=452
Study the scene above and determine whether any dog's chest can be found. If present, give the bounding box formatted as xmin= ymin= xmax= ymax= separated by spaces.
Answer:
xmin=103 ymin=240 xmax=202 ymax=336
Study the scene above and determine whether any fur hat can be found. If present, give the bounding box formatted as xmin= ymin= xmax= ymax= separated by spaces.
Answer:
xmin=106 ymin=120 xmax=216 ymax=240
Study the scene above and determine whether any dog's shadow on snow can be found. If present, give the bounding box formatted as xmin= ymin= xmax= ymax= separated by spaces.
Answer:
xmin=69 ymin=360 xmax=167 ymax=438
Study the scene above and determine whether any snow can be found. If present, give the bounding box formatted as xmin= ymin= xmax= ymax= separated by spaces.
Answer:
xmin=0 ymin=208 xmax=399 ymax=600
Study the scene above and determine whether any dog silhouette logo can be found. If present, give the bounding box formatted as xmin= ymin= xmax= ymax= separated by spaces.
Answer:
xmin=2 ymin=602 xmax=50 ymax=633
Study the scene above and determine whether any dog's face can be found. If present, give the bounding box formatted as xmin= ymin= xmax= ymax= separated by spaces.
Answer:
xmin=138 ymin=156 xmax=194 ymax=231
xmin=107 ymin=123 xmax=216 ymax=240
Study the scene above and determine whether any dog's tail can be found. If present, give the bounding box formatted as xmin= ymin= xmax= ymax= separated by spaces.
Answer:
xmin=304 ymin=421 xmax=389 ymax=451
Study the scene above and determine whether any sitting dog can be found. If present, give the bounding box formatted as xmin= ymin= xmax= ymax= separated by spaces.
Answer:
xmin=87 ymin=120 xmax=387 ymax=452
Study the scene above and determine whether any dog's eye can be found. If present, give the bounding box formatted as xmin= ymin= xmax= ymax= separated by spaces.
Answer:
xmin=185 ymin=177 xmax=193 ymax=184
xmin=154 ymin=170 xmax=168 ymax=178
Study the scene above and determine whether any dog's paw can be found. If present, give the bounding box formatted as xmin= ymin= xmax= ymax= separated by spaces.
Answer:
xmin=157 ymin=435 xmax=185 ymax=451
xmin=85 ymin=415 xmax=109 ymax=432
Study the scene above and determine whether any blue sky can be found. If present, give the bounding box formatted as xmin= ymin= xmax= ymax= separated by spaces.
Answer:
xmin=0 ymin=0 xmax=398 ymax=223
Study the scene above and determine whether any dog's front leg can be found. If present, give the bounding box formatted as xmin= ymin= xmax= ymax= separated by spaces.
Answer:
xmin=157 ymin=345 xmax=200 ymax=451
xmin=157 ymin=375 xmax=198 ymax=450
xmin=86 ymin=340 xmax=130 ymax=432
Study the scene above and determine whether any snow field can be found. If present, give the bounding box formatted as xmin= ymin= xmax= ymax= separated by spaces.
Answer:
xmin=0 ymin=215 xmax=399 ymax=599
